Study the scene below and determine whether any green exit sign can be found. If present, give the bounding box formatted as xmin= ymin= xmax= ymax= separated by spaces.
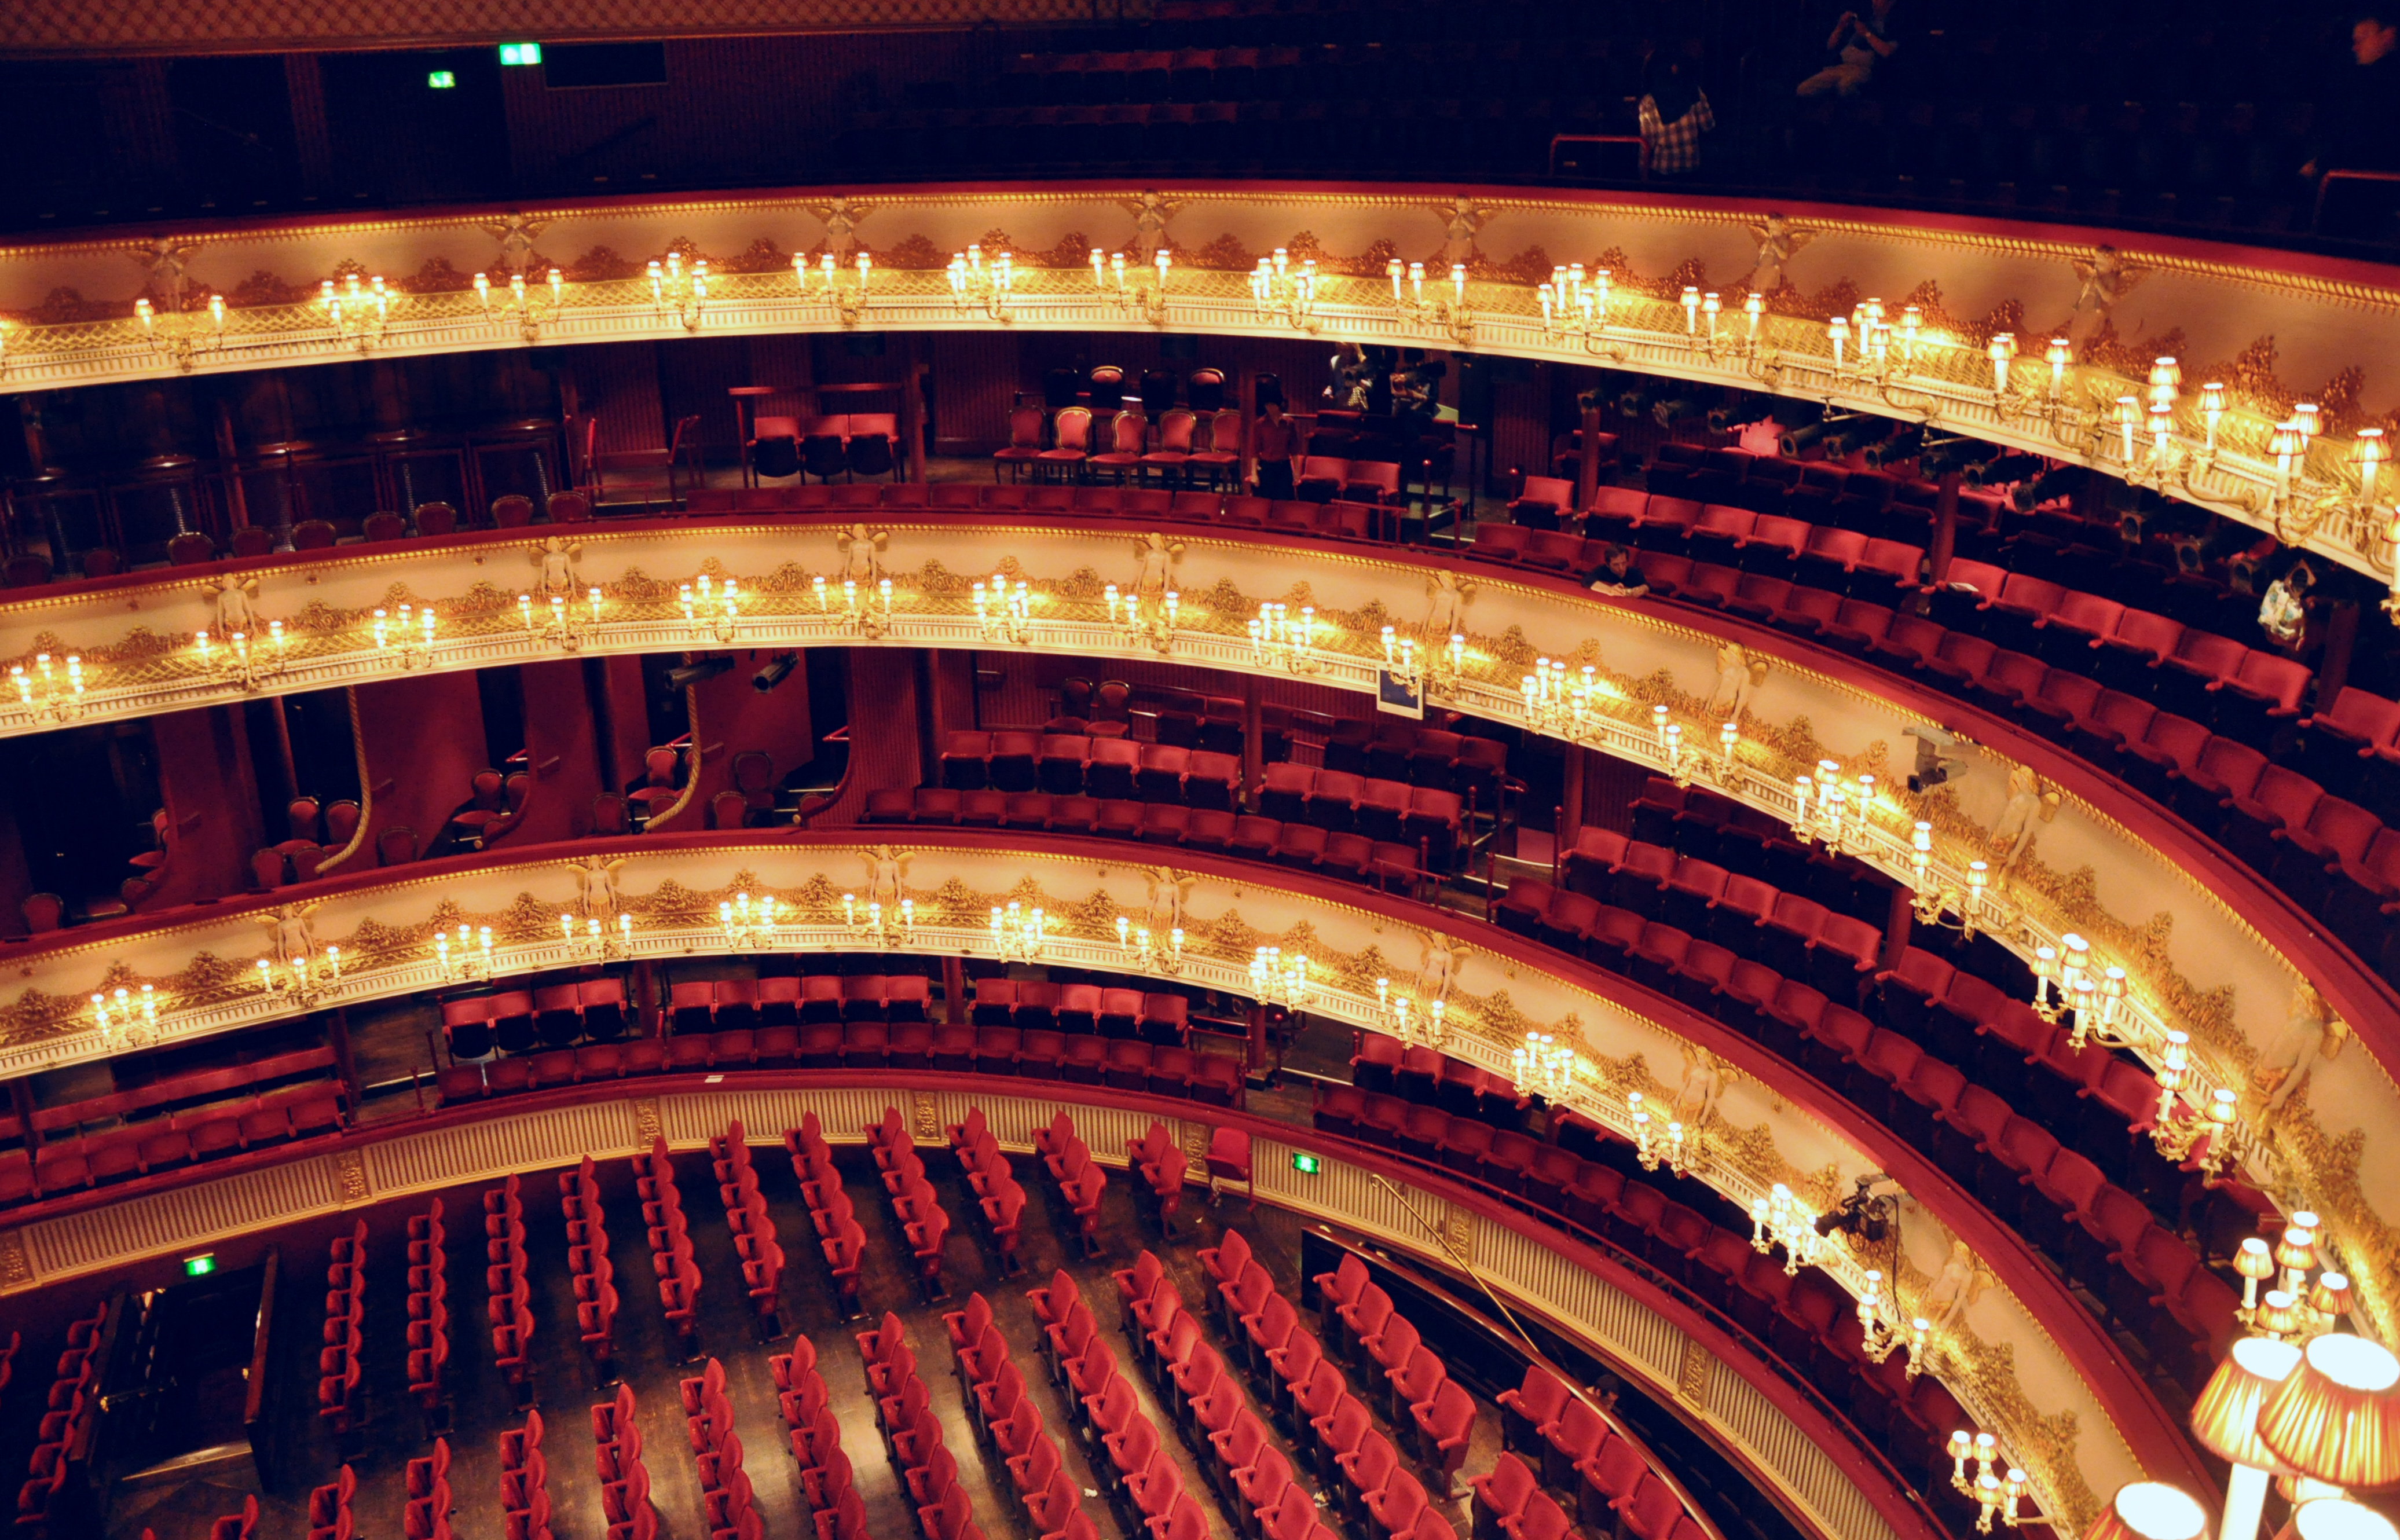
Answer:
xmin=182 ymin=1252 xmax=216 ymax=1277
xmin=498 ymin=42 xmax=543 ymax=65
xmin=1291 ymin=1153 xmax=1321 ymax=1175
xmin=426 ymin=69 xmax=456 ymax=89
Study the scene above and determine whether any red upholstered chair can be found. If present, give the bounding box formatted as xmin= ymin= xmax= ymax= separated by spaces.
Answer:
xmin=994 ymin=406 xmax=1048 ymax=482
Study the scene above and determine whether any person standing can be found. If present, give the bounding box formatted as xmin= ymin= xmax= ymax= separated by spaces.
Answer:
xmin=1638 ymin=57 xmax=1717 ymax=178
xmin=1254 ymin=399 xmax=1299 ymax=500
xmin=1797 ymin=0 xmax=1899 ymax=98
xmin=2302 ymin=13 xmax=2400 ymax=235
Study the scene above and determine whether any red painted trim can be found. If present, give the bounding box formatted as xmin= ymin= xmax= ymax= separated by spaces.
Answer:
xmin=17 ymin=179 xmax=2398 ymax=297
xmin=7 ymin=1066 xmax=1940 ymax=1540
xmin=0 ymin=820 xmax=2210 ymax=1499
xmin=17 ymin=508 xmax=2387 ymax=1072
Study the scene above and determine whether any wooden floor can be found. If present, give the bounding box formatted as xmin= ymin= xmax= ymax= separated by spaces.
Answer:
xmin=98 ymin=1124 xmax=1499 ymax=1540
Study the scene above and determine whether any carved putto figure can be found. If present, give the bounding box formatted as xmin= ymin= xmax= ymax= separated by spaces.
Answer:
xmin=838 ymin=525 xmax=889 ymax=586
xmin=1144 ymin=867 xmax=1194 ymax=934
xmin=1707 ymin=642 xmax=1767 ymax=720
xmin=1988 ymin=764 xmax=2059 ymax=871
xmin=201 ymin=574 xmax=259 ymax=638
xmin=1424 ymin=570 xmax=1471 ymax=639
xmin=2254 ymin=983 xmax=2350 ymax=1121
xmin=1672 ymin=1045 xmax=1725 ymax=1129
xmin=1919 ymin=1238 xmax=1992 ymax=1332
xmin=2065 ymin=245 xmax=2144 ymax=344
xmin=863 ymin=845 xmax=908 ymax=910
xmin=254 ymin=901 xmax=321 ymax=965
xmin=1741 ymin=215 xmax=1813 ymax=296
xmin=1131 ymin=533 xmax=1183 ymax=600
xmin=1418 ymin=932 xmax=1461 ymax=1004
xmin=530 ymin=536 xmax=582 ymax=599
xmin=570 ymin=855 xmax=627 ymax=918
xmin=1441 ymin=196 xmax=1491 ymax=266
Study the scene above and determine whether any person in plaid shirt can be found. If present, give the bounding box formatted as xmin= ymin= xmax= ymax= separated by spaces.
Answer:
xmin=1638 ymin=58 xmax=1717 ymax=178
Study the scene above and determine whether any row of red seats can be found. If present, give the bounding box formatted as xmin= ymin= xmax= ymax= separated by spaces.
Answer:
xmin=1303 ymin=1249 xmax=1481 ymax=1500
xmin=0 ymin=1079 xmax=345 ymax=1207
xmin=403 ymin=1441 xmax=453 ymax=1540
xmin=593 ymin=1382 xmax=655 ymax=1540
xmin=939 ymin=730 xmax=1242 ymax=810
xmin=635 ymin=1139 xmax=703 ymax=1350
xmin=1255 ymin=765 xmax=1468 ymax=861
xmin=1126 ymin=1120 xmax=1192 ymax=1235
xmin=305 ymin=1465 xmax=357 ymax=1540
xmin=206 ymin=1496 xmax=260 ymax=1540
xmin=405 ymin=1201 xmax=449 ymax=1419
xmin=485 ymin=1176 xmax=535 ymax=1391
xmin=935 ymin=1288 xmax=1100 ymax=1540
xmin=1123 ymin=1249 xmax=1299 ymax=1540
xmin=768 ymin=1337 xmax=851 ymax=1528
xmin=501 ymin=1411 xmax=552 ymax=1540
xmin=945 ymin=1107 xmax=1026 ymax=1273
xmin=13 ymin=1306 xmax=104 ymax=1528
xmin=442 ymin=979 xmax=631 ymax=1058
xmin=24 ymin=1044 xmax=338 ymax=1139
xmin=1083 ymin=1258 xmax=1221 ymax=1540
xmin=867 ymin=1105 xmax=952 ymax=1299
xmin=1304 ymin=1081 xmax=1970 ymax=1489
xmin=709 ymin=1122 xmax=786 ymax=1335
xmin=787 ymin=1114 xmax=866 ymax=1316
xmin=1348 ymin=1036 xmax=1530 ymax=1126
xmin=866 ymin=785 xmax=1432 ymax=896
xmin=971 ymin=978 xmax=1192 ymax=1044
xmin=669 ymin=973 xmax=933 ymax=1032
xmin=679 ymin=1358 xmax=763 ymax=1540
xmin=318 ymin=1218 xmax=367 ymax=1433
xmin=1487 ymin=1361 xmax=1701 ymax=1540
xmin=401 ymin=1443 xmax=457 ymax=1540
xmin=1318 ymin=717 xmax=1511 ymax=800
xmin=1032 ymin=1110 xmax=1109 ymax=1256
xmin=560 ymin=1157 xmax=617 ymax=1369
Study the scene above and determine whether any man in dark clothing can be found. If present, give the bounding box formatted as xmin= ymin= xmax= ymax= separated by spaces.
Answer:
xmin=2304 ymin=14 xmax=2400 ymax=235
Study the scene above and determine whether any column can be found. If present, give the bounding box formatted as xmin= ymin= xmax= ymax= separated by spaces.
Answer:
xmin=283 ymin=55 xmax=335 ymax=193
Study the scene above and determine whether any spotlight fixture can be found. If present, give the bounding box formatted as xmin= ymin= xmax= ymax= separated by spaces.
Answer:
xmin=666 ymin=657 xmax=734 ymax=690
xmin=1813 ymin=1174 xmax=1898 ymax=1245
xmin=752 ymin=652 xmax=800 ymax=693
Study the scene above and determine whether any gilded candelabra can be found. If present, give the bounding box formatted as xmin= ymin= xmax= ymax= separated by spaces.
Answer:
xmin=794 ymin=253 xmax=873 ymax=327
xmin=1249 ymin=602 xmax=1324 ymax=674
xmin=519 ymin=587 xmax=604 ymax=652
xmin=814 ymin=574 xmax=893 ymax=639
xmin=560 ymin=912 xmax=634 ymax=962
xmin=1248 ymin=946 xmax=1311 ymax=1010
xmin=974 ymin=574 xmax=1037 ymax=645
xmin=1388 ymin=260 xmax=1476 ymax=346
xmin=320 ymin=274 xmax=393 ymax=349
xmin=844 ymin=892 xmax=917 ymax=949
xmin=435 ymin=924 xmax=494 ymax=982
xmin=647 ymin=252 xmax=709 ymax=330
xmin=257 ymin=946 xmax=342 ymax=1009
xmin=1380 ymin=628 xmax=1464 ymax=705
xmin=681 ymin=576 xmax=739 ymax=644
xmin=1102 ymin=585 xmax=1178 ymax=655
xmin=90 ymin=984 xmax=160 ymax=1051
xmin=134 ymin=293 xmax=228 ymax=372
xmin=988 ymin=901 xmax=1045 ymax=963
xmin=196 ymin=622 xmax=289 ymax=692
xmin=474 ymin=268 xmax=569 ymax=343
xmin=10 ymin=652 xmax=86 ymax=724
xmin=1945 ymin=1433 xmax=2045 ymax=1534
xmin=1116 ymin=917 xmax=1185 ymax=974
xmin=372 ymin=604 xmax=439 ymax=670
xmin=718 ymin=893 xmax=785 ymax=950
xmin=949 ymin=246 xmax=1017 ymax=322
xmin=1628 ymin=1091 xmax=1694 ymax=1176
xmin=1749 ymin=1182 xmax=1823 ymax=1274
xmin=1248 ymin=250 xmax=1318 ymax=332
xmin=1094 ymin=250 xmax=1172 ymax=324
xmin=1372 ymin=978 xmax=1436 ymax=1046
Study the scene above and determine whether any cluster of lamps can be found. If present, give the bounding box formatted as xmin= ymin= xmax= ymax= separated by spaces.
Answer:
xmin=845 ymin=893 xmax=917 ymax=948
xmin=680 ymin=576 xmax=740 ymax=644
xmin=815 ymin=574 xmax=894 ymax=638
xmin=89 ymin=984 xmax=159 ymax=1049
xmin=1116 ymin=916 xmax=1185 ymax=974
xmin=1855 ymin=1268 xmax=1931 ymax=1371
xmin=1627 ymin=1090 xmax=1693 ymax=1177
xmin=950 ymin=246 xmax=1016 ymax=321
xmin=10 ymin=652 xmax=86 ymax=723
xmin=520 ymin=588 xmax=604 ymax=651
xmin=134 ymin=292 xmax=229 ymax=371
xmin=1789 ymin=760 xmax=1875 ymax=855
xmin=647 ymin=253 xmax=708 ymax=329
xmin=372 ymin=603 xmax=439 ymax=669
xmin=1380 ymin=628 xmax=1463 ymax=700
xmin=1908 ymin=824 xmax=1991 ymax=940
xmin=1094 ymin=249 xmax=1172 ymax=322
xmin=989 ymin=900 xmax=1045 ymax=963
xmin=1249 ymin=946 xmax=1311 ymax=1010
xmin=1522 ymin=659 xmax=1599 ymax=738
xmin=1514 ymin=1032 xmax=1576 ymax=1099
xmin=1372 ymin=977 xmax=1442 ymax=1047
xmin=473 ymin=269 xmax=567 ymax=342
xmin=320 ymin=274 xmax=392 ymax=347
xmin=435 ymin=924 xmax=494 ymax=982
xmin=974 ymin=575 xmax=1036 ymax=645
xmin=1103 ymin=585 xmax=1179 ymax=654
xmin=1249 ymin=603 xmax=1322 ymax=674
xmin=1748 ymin=1181 xmax=1824 ymax=1273
xmin=718 ymin=893 xmax=783 ymax=949
xmin=794 ymin=252 xmax=874 ymax=327
xmin=560 ymin=911 xmax=634 ymax=960
xmin=1250 ymin=250 xmax=1318 ymax=329
xmin=195 ymin=624 xmax=286 ymax=692
xmin=257 ymin=945 xmax=341 ymax=1007
xmin=1387 ymin=259 xmax=1474 ymax=342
